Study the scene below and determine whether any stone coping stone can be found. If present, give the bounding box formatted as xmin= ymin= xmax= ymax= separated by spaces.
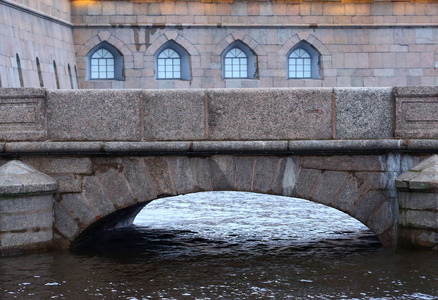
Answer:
xmin=334 ymin=87 xmax=394 ymax=139
xmin=395 ymin=155 xmax=438 ymax=191
xmin=46 ymin=90 xmax=142 ymax=141
xmin=192 ymin=141 xmax=288 ymax=152
xmin=0 ymin=88 xmax=45 ymax=98
xmin=206 ymin=88 xmax=333 ymax=140
xmin=0 ymin=160 xmax=57 ymax=195
xmin=104 ymin=142 xmax=191 ymax=152
xmin=5 ymin=142 xmax=103 ymax=153
xmin=1 ymin=139 xmax=438 ymax=154
xmin=394 ymin=86 xmax=438 ymax=97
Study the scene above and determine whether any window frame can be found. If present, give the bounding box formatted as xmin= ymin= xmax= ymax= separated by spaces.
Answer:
xmin=221 ymin=41 xmax=256 ymax=80
xmin=86 ymin=42 xmax=124 ymax=81
xmin=154 ymin=41 xmax=190 ymax=81
xmin=287 ymin=42 xmax=321 ymax=80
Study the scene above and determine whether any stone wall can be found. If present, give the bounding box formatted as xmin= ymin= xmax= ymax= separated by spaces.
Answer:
xmin=1 ymin=86 xmax=438 ymax=143
xmin=0 ymin=0 xmax=77 ymax=89
xmin=15 ymin=153 xmax=419 ymax=249
xmin=71 ymin=0 xmax=438 ymax=89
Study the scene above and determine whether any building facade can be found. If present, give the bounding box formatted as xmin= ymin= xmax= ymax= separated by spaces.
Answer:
xmin=1 ymin=0 xmax=437 ymax=89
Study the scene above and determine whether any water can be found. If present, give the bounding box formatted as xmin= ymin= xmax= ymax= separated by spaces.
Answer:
xmin=0 ymin=192 xmax=437 ymax=299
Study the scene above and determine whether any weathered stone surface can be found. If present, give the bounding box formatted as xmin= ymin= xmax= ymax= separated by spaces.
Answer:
xmin=0 ymin=194 xmax=52 ymax=213
xmin=398 ymin=192 xmax=437 ymax=211
xmin=5 ymin=142 xmax=103 ymax=153
xmin=331 ymin=174 xmax=361 ymax=213
xmin=288 ymin=139 xmax=405 ymax=152
xmin=95 ymin=168 xmax=136 ymax=208
xmin=1 ymin=230 xmax=52 ymax=248
xmin=143 ymin=157 xmax=176 ymax=196
xmin=233 ymin=157 xmax=255 ymax=192
xmin=47 ymin=90 xmax=142 ymax=141
xmin=399 ymin=210 xmax=437 ymax=230
xmin=193 ymin=141 xmax=288 ymax=153
xmin=0 ymin=210 xmax=52 ymax=231
xmin=0 ymin=160 xmax=57 ymax=195
xmin=52 ymin=174 xmax=83 ymax=193
xmin=311 ymin=171 xmax=348 ymax=205
xmin=293 ymin=168 xmax=322 ymax=199
xmin=395 ymin=86 xmax=438 ymax=139
xmin=253 ymin=157 xmax=282 ymax=194
xmin=207 ymin=88 xmax=333 ymax=140
xmin=104 ymin=142 xmax=191 ymax=153
xmin=271 ymin=158 xmax=291 ymax=196
xmin=21 ymin=157 xmax=92 ymax=175
xmin=335 ymin=87 xmax=394 ymax=139
xmin=166 ymin=157 xmax=197 ymax=195
xmin=142 ymin=89 xmax=205 ymax=141
xmin=396 ymin=155 xmax=438 ymax=191
xmin=82 ymin=176 xmax=115 ymax=217
xmin=365 ymin=200 xmax=397 ymax=236
xmin=350 ymin=190 xmax=386 ymax=224
xmin=54 ymin=202 xmax=80 ymax=241
xmin=209 ymin=156 xmax=235 ymax=191
xmin=190 ymin=157 xmax=214 ymax=191
xmin=61 ymin=193 xmax=97 ymax=227
xmin=0 ymin=88 xmax=47 ymax=141
xmin=120 ymin=158 xmax=157 ymax=202
xmin=300 ymin=155 xmax=383 ymax=172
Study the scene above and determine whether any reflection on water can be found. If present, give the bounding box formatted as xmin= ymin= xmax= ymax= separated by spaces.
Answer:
xmin=0 ymin=192 xmax=437 ymax=299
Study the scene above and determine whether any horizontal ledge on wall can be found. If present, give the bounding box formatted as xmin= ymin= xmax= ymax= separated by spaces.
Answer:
xmin=73 ymin=23 xmax=438 ymax=30
xmin=1 ymin=139 xmax=438 ymax=156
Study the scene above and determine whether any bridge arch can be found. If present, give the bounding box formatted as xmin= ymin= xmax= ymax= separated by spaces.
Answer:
xmin=54 ymin=155 xmax=398 ymax=249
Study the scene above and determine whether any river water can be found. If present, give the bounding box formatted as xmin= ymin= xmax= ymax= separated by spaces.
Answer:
xmin=0 ymin=192 xmax=437 ymax=299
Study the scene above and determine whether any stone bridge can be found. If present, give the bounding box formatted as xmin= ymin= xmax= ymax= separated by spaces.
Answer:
xmin=0 ymin=86 xmax=437 ymax=253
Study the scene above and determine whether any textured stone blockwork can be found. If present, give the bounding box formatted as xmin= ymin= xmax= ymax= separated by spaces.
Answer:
xmin=396 ymin=155 xmax=438 ymax=249
xmin=395 ymin=86 xmax=438 ymax=139
xmin=0 ymin=160 xmax=57 ymax=253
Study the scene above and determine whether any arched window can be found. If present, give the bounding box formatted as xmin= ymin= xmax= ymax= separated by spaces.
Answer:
xmin=157 ymin=49 xmax=181 ymax=79
xmin=287 ymin=41 xmax=321 ymax=79
xmin=91 ymin=49 xmax=114 ymax=79
xmin=288 ymin=49 xmax=311 ymax=79
xmin=154 ymin=41 xmax=190 ymax=80
xmin=221 ymin=41 xmax=256 ymax=79
xmin=86 ymin=42 xmax=124 ymax=81
xmin=224 ymin=48 xmax=247 ymax=79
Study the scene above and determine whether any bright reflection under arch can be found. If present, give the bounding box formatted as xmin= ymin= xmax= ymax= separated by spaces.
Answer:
xmin=134 ymin=191 xmax=375 ymax=246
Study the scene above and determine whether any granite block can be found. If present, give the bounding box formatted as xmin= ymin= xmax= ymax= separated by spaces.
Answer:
xmin=395 ymin=86 xmax=438 ymax=138
xmin=142 ymin=89 xmax=205 ymax=141
xmin=82 ymin=176 xmax=115 ymax=217
xmin=21 ymin=157 xmax=92 ymax=175
xmin=207 ymin=88 xmax=333 ymax=140
xmin=0 ymin=210 xmax=52 ymax=231
xmin=311 ymin=171 xmax=348 ymax=205
xmin=54 ymin=202 xmax=80 ymax=241
xmin=61 ymin=193 xmax=97 ymax=227
xmin=0 ymin=194 xmax=52 ymax=213
xmin=300 ymin=155 xmax=382 ymax=172
xmin=95 ymin=168 xmax=136 ymax=208
xmin=1 ymin=230 xmax=52 ymax=248
xmin=0 ymin=160 xmax=57 ymax=195
xmin=0 ymin=88 xmax=47 ymax=141
xmin=47 ymin=90 xmax=142 ymax=141
xmin=120 ymin=157 xmax=157 ymax=202
xmin=334 ymin=87 xmax=394 ymax=139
